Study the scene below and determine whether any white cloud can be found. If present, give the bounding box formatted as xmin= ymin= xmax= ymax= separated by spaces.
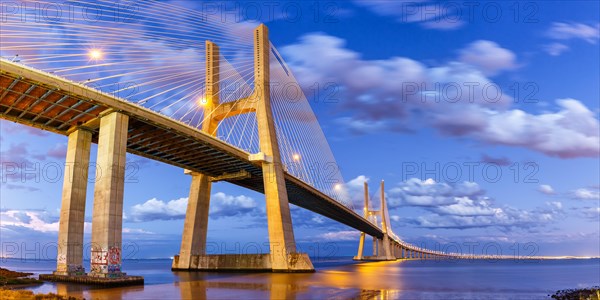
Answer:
xmin=0 ymin=120 xmax=48 ymax=137
xmin=538 ymin=184 xmax=556 ymax=195
xmin=466 ymin=99 xmax=599 ymax=158
xmin=544 ymin=43 xmax=570 ymax=56
xmin=353 ymin=0 xmax=465 ymax=30
xmin=210 ymin=192 xmax=259 ymax=218
xmin=386 ymin=178 xmax=565 ymax=230
xmin=572 ymin=188 xmax=600 ymax=200
xmin=458 ymin=40 xmax=518 ymax=76
xmin=335 ymin=117 xmax=393 ymax=135
xmin=388 ymin=178 xmax=484 ymax=208
xmin=281 ymin=33 xmax=600 ymax=158
xmin=122 ymin=228 xmax=154 ymax=234
xmin=432 ymin=197 xmax=500 ymax=216
xmin=131 ymin=197 xmax=188 ymax=222
xmin=546 ymin=201 xmax=562 ymax=210
xmin=412 ymin=203 xmax=563 ymax=230
xmin=130 ymin=192 xmax=260 ymax=222
xmin=546 ymin=22 xmax=600 ymax=44
xmin=578 ymin=207 xmax=600 ymax=219
xmin=0 ymin=210 xmax=90 ymax=233
xmin=317 ymin=230 xmax=360 ymax=241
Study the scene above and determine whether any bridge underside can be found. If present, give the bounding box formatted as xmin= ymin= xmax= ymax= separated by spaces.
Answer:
xmin=0 ymin=63 xmax=383 ymax=239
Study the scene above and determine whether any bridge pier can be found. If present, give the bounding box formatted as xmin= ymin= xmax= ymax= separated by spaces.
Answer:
xmin=172 ymin=25 xmax=313 ymax=273
xmin=355 ymin=232 xmax=366 ymax=260
xmin=353 ymin=182 xmax=369 ymax=260
xmin=354 ymin=181 xmax=396 ymax=262
xmin=54 ymin=128 xmax=92 ymax=276
xmin=376 ymin=181 xmax=395 ymax=260
xmin=251 ymin=24 xmax=313 ymax=272
xmin=175 ymin=171 xmax=212 ymax=270
xmin=43 ymin=111 xmax=143 ymax=285
xmin=89 ymin=111 xmax=129 ymax=278
xmin=174 ymin=40 xmax=217 ymax=271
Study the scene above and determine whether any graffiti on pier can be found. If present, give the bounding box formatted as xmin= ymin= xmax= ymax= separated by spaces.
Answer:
xmin=91 ymin=246 xmax=122 ymax=275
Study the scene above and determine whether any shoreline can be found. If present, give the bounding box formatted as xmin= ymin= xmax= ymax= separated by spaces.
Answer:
xmin=0 ymin=267 xmax=43 ymax=289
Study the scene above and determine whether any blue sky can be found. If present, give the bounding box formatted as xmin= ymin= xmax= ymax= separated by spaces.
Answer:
xmin=1 ymin=0 xmax=599 ymax=260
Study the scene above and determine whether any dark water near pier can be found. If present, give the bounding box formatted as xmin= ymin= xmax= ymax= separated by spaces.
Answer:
xmin=2 ymin=257 xmax=599 ymax=299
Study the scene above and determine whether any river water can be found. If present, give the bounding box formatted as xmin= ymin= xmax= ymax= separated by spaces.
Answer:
xmin=2 ymin=257 xmax=599 ymax=299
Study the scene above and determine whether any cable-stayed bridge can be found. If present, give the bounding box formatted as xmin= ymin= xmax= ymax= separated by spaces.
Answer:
xmin=0 ymin=0 xmax=498 ymax=282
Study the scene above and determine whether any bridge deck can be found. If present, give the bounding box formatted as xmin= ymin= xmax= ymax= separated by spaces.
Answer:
xmin=0 ymin=59 xmax=383 ymax=239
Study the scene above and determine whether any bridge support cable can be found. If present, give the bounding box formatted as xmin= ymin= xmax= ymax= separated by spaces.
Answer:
xmin=268 ymin=45 xmax=355 ymax=211
xmin=1 ymin=0 xmax=357 ymax=212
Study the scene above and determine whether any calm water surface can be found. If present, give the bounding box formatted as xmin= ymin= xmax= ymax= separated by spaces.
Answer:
xmin=3 ymin=257 xmax=599 ymax=299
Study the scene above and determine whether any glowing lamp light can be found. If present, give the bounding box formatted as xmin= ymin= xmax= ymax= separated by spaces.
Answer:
xmin=198 ymin=96 xmax=208 ymax=106
xmin=88 ymin=49 xmax=103 ymax=61
xmin=293 ymin=154 xmax=300 ymax=161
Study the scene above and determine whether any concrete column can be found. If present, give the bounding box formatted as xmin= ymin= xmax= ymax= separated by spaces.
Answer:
xmin=55 ymin=128 xmax=92 ymax=276
xmin=175 ymin=41 xmax=220 ymax=270
xmin=377 ymin=239 xmax=383 ymax=257
xmin=372 ymin=236 xmax=377 ymax=256
xmin=355 ymin=233 xmax=366 ymax=260
xmin=254 ymin=24 xmax=302 ymax=271
xmin=89 ymin=111 xmax=129 ymax=278
xmin=201 ymin=40 xmax=220 ymax=134
xmin=354 ymin=182 xmax=369 ymax=260
xmin=379 ymin=181 xmax=393 ymax=259
xmin=176 ymin=172 xmax=212 ymax=269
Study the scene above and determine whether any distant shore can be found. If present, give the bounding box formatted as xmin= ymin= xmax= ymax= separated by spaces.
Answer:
xmin=551 ymin=287 xmax=600 ymax=300
xmin=0 ymin=267 xmax=42 ymax=288
xmin=0 ymin=267 xmax=82 ymax=300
